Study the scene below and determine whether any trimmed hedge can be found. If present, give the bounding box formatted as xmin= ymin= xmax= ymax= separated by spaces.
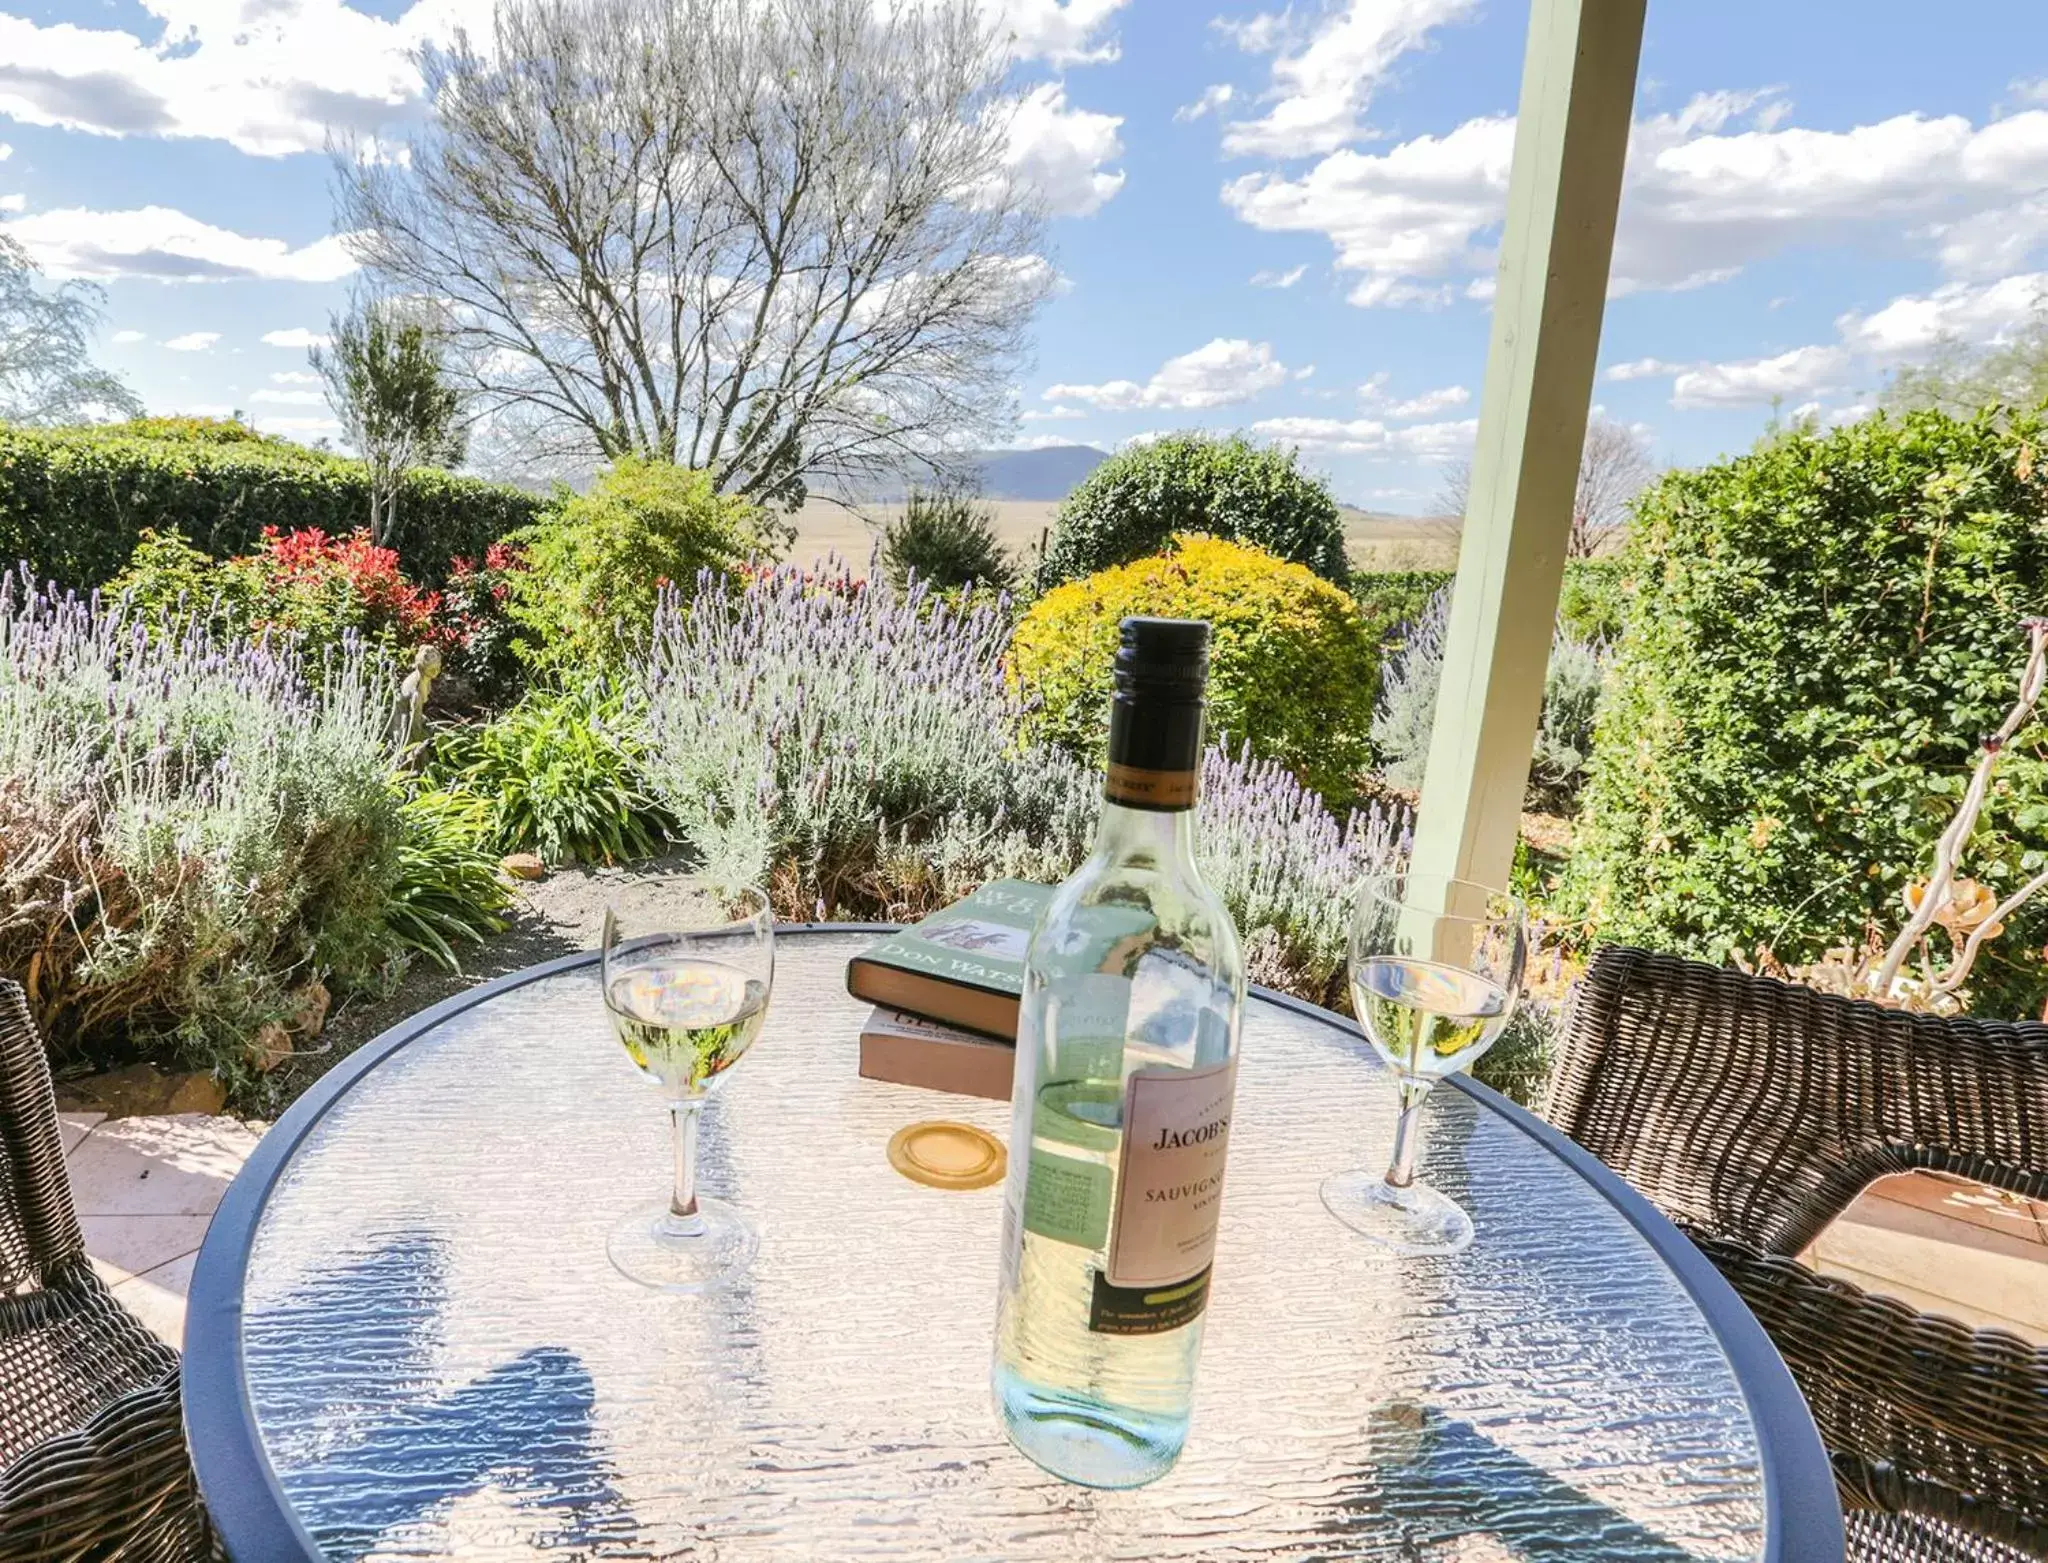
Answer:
xmin=1349 ymin=559 xmax=1629 ymax=646
xmin=1037 ymin=434 xmax=1348 ymax=589
xmin=0 ymin=419 xmax=546 ymax=587
xmin=1011 ymin=534 xmax=1379 ymax=799
xmin=1560 ymin=408 xmax=2048 ymax=1015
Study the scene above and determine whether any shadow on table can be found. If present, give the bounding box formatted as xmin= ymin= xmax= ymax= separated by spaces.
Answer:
xmin=247 ymin=1232 xmax=640 ymax=1558
xmin=1311 ymin=1402 xmax=1722 ymax=1562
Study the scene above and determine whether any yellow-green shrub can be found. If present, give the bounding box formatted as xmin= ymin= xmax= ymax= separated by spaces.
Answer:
xmin=1010 ymin=535 xmax=1378 ymax=799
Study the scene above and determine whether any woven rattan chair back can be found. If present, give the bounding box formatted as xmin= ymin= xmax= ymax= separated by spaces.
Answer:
xmin=1551 ymin=945 xmax=2048 ymax=1558
xmin=0 ymin=979 xmax=85 ymax=1291
xmin=1548 ymin=946 xmax=2048 ymax=1256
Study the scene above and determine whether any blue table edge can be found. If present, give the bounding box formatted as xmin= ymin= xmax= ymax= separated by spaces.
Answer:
xmin=183 ymin=924 xmax=1844 ymax=1562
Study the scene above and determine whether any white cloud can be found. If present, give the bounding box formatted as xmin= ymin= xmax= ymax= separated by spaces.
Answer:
xmin=251 ymin=387 xmax=327 ymax=405
xmin=1002 ymin=431 xmax=1091 ymax=450
xmin=0 ymin=144 xmax=10 ymax=161
xmin=110 ymin=328 xmax=146 ymax=343
xmin=3 ymin=205 xmax=358 ymax=283
xmin=1176 ymin=84 xmax=1234 ymax=124
xmin=1221 ymin=0 xmax=1478 ymax=159
xmin=1836 ymin=272 xmax=2048 ymax=356
xmin=1292 ymin=363 xmax=1315 ymax=380
xmin=1211 ymin=11 xmax=1293 ymax=55
xmin=1250 ymin=263 xmax=1308 ymax=288
xmin=1046 ymin=337 xmax=1290 ymax=410
xmin=1251 ymin=413 xmax=1479 ymax=460
xmin=0 ymin=194 xmax=22 ymax=214
xmin=2012 ymin=78 xmax=2048 ymax=110
xmin=1605 ymin=357 xmax=1683 ymax=381
xmin=0 ymin=0 xmax=440 ymax=158
xmin=262 ymin=327 xmax=332 ymax=349
xmin=1224 ymin=93 xmax=2048 ymax=309
xmin=992 ymin=0 xmax=1129 ymax=67
xmin=0 ymin=0 xmax=1119 ymax=163
xmin=1021 ymin=404 xmax=1086 ymax=421
xmin=163 ymin=330 xmax=219 ymax=351
xmin=1003 ymin=83 xmax=1124 ymax=219
xmin=1670 ymin=345 xmax=1851 ymax=409
xmin=1384 ymin=384 xmax=1469 ymax=419
xmin=270 ymin=369 xmax=323 ymax=385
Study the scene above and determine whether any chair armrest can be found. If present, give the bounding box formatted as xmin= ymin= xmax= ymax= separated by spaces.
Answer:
xmin=1690 ymin=1229 xmax=2048 ymax=1549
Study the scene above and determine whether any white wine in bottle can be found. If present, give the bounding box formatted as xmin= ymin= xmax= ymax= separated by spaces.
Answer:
xmin=991 ymin=616 xmax=1246 ymax=1488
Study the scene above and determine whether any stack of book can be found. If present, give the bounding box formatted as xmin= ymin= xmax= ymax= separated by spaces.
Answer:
xmin=846 ymin=880 xmax=1048 ymax=1100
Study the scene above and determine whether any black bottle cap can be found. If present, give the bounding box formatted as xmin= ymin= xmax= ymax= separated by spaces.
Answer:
xmin=1114 ymin=617 xmax=1210 ymax=702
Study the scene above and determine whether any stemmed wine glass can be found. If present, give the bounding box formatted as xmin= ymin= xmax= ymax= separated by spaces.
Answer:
xmin=1321 ymin=870 xmax=1527 ymax=1257
xmin=601 ymin=881 xmax=774 ymax=1293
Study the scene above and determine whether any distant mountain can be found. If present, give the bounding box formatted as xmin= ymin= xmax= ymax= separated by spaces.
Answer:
xmin=968 ymin=444 xmax=1109 ymax=501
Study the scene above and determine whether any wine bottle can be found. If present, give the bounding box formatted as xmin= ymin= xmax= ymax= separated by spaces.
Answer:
xmin=991 ymin=616 xmax=1246 ymax=1489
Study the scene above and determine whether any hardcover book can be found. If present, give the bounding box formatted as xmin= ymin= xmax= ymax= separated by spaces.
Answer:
xmin=845 ymin=880 xmax=1051 ymax=1039
xmin=858 ymin=1007 xmax=1015 ymax=1099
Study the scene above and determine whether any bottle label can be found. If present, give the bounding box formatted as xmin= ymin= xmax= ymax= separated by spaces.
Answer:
xmin=1103 ymin=762 xmax=1197 ymax=810
xmin=1088 ymin=1266 xmax=1211 ymax=1336
xmin=1106 ymin=1058 xmax=1236 ymax=1290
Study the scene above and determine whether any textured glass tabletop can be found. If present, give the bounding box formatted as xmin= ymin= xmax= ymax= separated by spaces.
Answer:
xmin=199 ymin=930 xmax=1787 ymax=1560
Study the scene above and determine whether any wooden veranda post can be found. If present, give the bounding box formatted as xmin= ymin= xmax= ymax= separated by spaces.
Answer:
xmin=1408 ymin=0 xmax=1646 ymax=893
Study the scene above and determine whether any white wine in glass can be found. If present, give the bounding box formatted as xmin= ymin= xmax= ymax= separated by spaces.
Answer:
xmin=601 ymin=883 xmax=774 ymax=1293
xmin=1321 ymin=872 xmax=1526 ymax=1257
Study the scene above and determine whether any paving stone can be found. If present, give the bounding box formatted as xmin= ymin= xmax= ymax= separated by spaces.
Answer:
xmin=82 ymin=1213 xmax=212 ymax=1287
xmin=68 ymin=1113 xmax=261 ymax=1217
xmin=113 ymin=1252 xmax=199 ymax=1349
xmin=58 ymin=1111 xmax=105 ymax=1157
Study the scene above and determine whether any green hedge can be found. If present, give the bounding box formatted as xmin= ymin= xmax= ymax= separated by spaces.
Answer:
xmin=1560 ymin=408 xmax=2048 ymax=1014
xmin=1349 ymin=559 xmax=1630 ymax=644
xmin=0 ymin=419 xmax=547 ymax=587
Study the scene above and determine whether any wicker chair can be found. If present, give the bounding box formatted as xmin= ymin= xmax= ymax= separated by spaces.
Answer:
xmin=1549 ymin=945 xmax=2048 ymax=1561
xmin=0 ymin=978 xmax=213 ymax=1559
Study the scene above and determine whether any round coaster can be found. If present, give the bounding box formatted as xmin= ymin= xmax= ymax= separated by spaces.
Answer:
xmin=887 ymin=1120 xmax=1006 ymax=1191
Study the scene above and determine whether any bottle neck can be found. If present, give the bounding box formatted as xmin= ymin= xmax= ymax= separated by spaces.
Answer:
xmin=1103 ymin=691 xmax=1203 ymax=813
xmin=1094 ymin=796 xmax=1197 ymax=862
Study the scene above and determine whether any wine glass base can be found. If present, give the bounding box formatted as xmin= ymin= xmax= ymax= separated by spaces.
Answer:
xmin=1319 ymin=1170 xmax=1474 ymax=1257
xmin=608 ymin=1197 xmax=758 ymax=1294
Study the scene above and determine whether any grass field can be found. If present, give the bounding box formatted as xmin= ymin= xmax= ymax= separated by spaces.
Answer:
xmin=785 ymin=498 xmax=1460 ymax=577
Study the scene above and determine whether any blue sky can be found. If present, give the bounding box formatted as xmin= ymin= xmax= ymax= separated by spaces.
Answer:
xmin=1 ymin=0 xmax=2044 ymax=509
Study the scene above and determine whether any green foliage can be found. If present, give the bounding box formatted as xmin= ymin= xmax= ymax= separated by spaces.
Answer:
xmin=1348 ymin=569 xmax=1452 ymax=643
xmin=381 ymin=788 xmax=513 ymax=972
xmin=880 ymin=489 xmax=1017 ymax=593
xmin=0 ymin=418 xmax=544 ymax=589
xmin=0 ymin=576 xmax=404 ymax=1089
xmin=1560 ymin=407 xmax=2048 ymax=1015
xmin=311 ymin=300 xmax=467 ymax=545
xmin=428 ymin=686 xmax=669 ymax=865
xmin=1037 ymin=433 xmax=1348 ymax=589
xmin=504 ymin=458 xmax=771 ymax=668
xmin=1011 ymin=535 xmax=1379 ymax=800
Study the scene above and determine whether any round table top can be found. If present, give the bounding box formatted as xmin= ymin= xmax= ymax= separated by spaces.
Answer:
xmin=186 ymin=927 xmax=1839 ymax=1561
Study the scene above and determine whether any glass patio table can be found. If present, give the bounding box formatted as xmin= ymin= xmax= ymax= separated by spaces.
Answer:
xmin=185 ymin=927 xmax=1842 ymax=1561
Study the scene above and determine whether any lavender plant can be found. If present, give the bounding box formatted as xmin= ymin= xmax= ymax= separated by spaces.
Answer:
xmin=633 ymin=565 xmax=1414 ymax=1001
xmin=1372 ymin=586 xmax=1608 ymax=805
xmin=0 ymin=569 xmax=403 ymax=1080
xmin=634 ymin=564 xmax=1099 ymax=916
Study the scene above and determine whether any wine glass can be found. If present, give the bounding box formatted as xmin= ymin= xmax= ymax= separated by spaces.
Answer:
xmin=601 ymin=881 xmax=774 ymax=1293
xmin=1320 ymin=870 xmax=1526 ymax=1257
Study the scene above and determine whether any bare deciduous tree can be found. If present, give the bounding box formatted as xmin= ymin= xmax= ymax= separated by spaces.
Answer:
xmin=1434 ymin=416 xmax=1658 ymax=558
xmin=0 ymin=236 xmax=142 ymax=426
xmin=336 ymin=0 xmax=1050 ymax=507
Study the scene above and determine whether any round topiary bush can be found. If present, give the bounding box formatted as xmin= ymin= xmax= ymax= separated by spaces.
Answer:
xmin=1560 ymin=406 xmax=2048 ymax=1015
xmin=1010 ymin=534 xmax=1378 ymax=799
xmin=1036 ymin=433 xmax=1348 ymax=590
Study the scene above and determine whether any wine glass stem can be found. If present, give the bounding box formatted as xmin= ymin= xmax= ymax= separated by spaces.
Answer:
xmin=670 ymin=1098 xmax=705 ymax=1221
xmin=1385 ymin=1079 xmax=1429 ymax=1189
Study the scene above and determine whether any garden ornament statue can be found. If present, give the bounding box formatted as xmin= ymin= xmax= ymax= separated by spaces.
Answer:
xmin=390 ymin=642 xmax=442 ymax=766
